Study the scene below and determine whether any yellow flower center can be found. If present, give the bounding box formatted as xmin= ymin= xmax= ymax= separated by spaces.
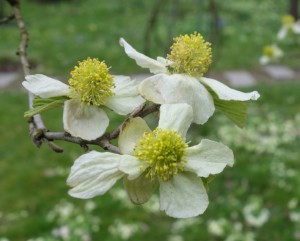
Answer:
xmin=282 ymin=14 xmax=295 ymax=25
xmin=167 ymin=32 xmax=212 ymax=76
xmin=263 ymin=45 xmax=275 ymax=57
xmin=134 ymin=128 xmax=188 ymax=181
xmin=68 ymin=58 xmax=115 ymax=106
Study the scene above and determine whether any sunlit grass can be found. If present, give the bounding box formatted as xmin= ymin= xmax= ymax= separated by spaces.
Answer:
xmin=1 ymin=0 xmax=291 ymax=76
xmin=1 ymin=81 xmax=300 ymax=240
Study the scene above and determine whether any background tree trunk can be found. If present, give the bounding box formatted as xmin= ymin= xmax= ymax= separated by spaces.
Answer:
xmin=289 ymin=0 xmax=299 ymax=19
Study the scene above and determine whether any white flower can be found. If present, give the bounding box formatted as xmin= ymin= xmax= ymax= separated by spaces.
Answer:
xmin=243 ymin=202 xmax=270 ymax=227
xmin=259 ymin=44 xmax=284 ymax=65
xmin=22 ymin=58 xmax=145 ymax=140
xmin=67 ymin=103 xmax=234 ymax=218
xmin=207 ymin=218 xmax=228 ymax=236
xmin=119 ymin=34 xmax=260 ymax=127
xmin=277 ymin=14 xmax=300 ymax=40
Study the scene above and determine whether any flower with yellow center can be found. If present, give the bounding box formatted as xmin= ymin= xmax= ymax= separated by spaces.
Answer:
xmin=134 ymin=128 xmax=188 ymax=181
xmin=259 ymin=44 xmax=283 ymax=65
xmin=67 ymin=103 xmax=234 ymax=218
xmin=22 ymin=58 xmax=145 ymax=140
xmin=167 ymin=32 xmax=212 ymax=76
xmin=278 ymin=14 xmax=300 ymax=40
xmin=119 ymin=33 xmax=260 ymax=128
xmin=68 ymin=58 xmax=115 ymax=106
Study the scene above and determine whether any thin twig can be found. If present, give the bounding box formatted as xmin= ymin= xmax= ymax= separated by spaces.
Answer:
xmin=43 ymin=103 xmax=161 ymax=154
xmin=109 ymin=103 xmax=160 ymax=140
xmin=0 ymin=13 xmax=14 ymax=24
xmin=6 ymin=0 xmax=59 ymax=150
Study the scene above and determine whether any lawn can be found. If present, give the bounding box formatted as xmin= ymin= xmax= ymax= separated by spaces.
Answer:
xmin=0 ymin=81 xmax=300 ymax=241
xmin=1 ymin=0 xmax=300 ymax=240
xmin=0 ymin=0 xmax=293 ymax=76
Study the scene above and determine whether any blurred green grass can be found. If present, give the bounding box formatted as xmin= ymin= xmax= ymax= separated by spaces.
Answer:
xmin=1 ymin=0 xmax=300 ymax=240
xmin=0 ymin=0 xmax=294 ymax=76
xmin=1 ymin=82 xmax=300 ymax=240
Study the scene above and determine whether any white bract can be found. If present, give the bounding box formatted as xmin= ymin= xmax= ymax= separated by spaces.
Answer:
xmin=259 ymin=44 xmax=284 ymax=65
xmin=22 ymin=58 xmax=145 ymax=140
xmin=119 ymin=35 xmax=260 ymax=127
xmin=67 ymin=103 xmax=234 ymax=218
xmin=277 ymin=14 xmax=300 ymax=40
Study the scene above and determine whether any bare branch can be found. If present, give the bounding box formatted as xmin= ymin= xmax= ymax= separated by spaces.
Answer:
xmin=109 ymin=103 xmax=160 ymax=140
xmin=44 ymin=132 xmax=120 ymax=154
xmin=0 ymin=13 xmax=14 ymax=24
xmin=6 ymin=0 xmax=61 ymax=152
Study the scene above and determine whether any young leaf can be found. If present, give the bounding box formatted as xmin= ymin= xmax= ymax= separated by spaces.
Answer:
xmin=24 ymin=96 xmax=69 ymax=119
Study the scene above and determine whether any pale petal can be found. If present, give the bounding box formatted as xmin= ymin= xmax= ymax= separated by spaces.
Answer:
xmin=200 ymin=77 xmax=260 ymax=101
xmin=185 ymin=139 xmax=234 ymax=177
xmin=105 ymin=95 xmax=145 ymax=115
xmin=293 ymin=21 xmax=300 ymax=33
xmin=156 ymin=56 xmax=173 ymax=66
xmin=23 ymin=74 xmax=70 ymax=98
xmin=139 ymin=73 xmax=215 ymax=124
xmin=119 ymin=38 xmax=167 ymax=74
xmin=119 ymin=156 xmax=144 ymax=180
xmin=112 ymin=75 xmax=139 ymax=96
xmin=118 ymin=117 xmax=151 ymax=155
xmin=259 ymin=56 xmax=269 ymax=65
xmin=124 ymin=172 xmax=158 ymax=204
xmin=159 ymin=103 xmax=193 ymax=139
xmin=159 ymin=173 xmax=209 ymax=218
xmin=63 ymin=99 xmax=109 ymax=140
xmin=67 ymin=151 xmax=124 ymax=199
xmin=277 ymin=27 xmax=287 ymax=40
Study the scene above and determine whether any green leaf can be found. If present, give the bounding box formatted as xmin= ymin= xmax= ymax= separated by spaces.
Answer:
xmin=33 ymin=96 xmax=69 ymax=108
xmin=202 ymin=174 xmax=216 ymax=191
xmin=206 ymin=88 xmax=248 ymax=128
xmin=214 ymin=98 xmax=248 ymax=128
xmin=123 ymin=172 xmax=158 ymax=205
xmin=24 ymin=96 xmax=69 ymax=119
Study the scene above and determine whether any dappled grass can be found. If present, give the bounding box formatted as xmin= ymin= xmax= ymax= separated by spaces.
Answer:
xmin=1 ymin=0 xmax=290 ymax=75
xmin=1 ymin=82 xmax=300 ymax=240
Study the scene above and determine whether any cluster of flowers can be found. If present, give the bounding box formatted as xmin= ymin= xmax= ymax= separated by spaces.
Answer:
xmin=260 ymin=14 xmax=300 ymax=65
xmin=22 ymin=32 xmax=259 ymax=218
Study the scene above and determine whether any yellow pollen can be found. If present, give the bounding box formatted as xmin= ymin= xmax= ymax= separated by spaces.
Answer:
xmin=282 ymin=14 xmax=295 ymax=25
xmin=68 ymin=58 xmax=115 ymax=106
xmin=263 ymin=45 xmax=275 ymax=57
xmin=134 ymin=128 xmax=188 ymax=181
xmin=167 ymin=32 xmax=212 ymax=76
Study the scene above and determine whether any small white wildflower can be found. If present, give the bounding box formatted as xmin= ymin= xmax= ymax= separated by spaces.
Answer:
xmin=243 ymin=202 xmax=270 ymax=227
xmin=277 ymin=14 xmax=300 ymax=40
xmin=108 ymin=220 xmax=140 ymax=240
xmin=51 ymin=225 xmax=70 ymax=240
xmin=0 ymin=238 xmax=10 ymax=241
xmin=207 ymin=218 xmax=228 ymax=236
xmin=259 ymin=44 xmax=283 ymax=65
xmin=288 ymin=198 xmax=298 ymax=209
xmin=84 ymin=200 xmax=96 ymax=212
xmin=172 ymin=217 xmax=201 ymax=233
xmin=168 ymin=234 xmax=184 ymax=241
xmin=225 ymin=232 xmax=255 ymax=241
xmin=289 ymin=211 xmax=300 ymax=223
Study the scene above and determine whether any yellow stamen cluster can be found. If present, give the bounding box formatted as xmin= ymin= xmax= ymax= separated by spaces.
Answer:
xmin=167 ymin=32 xmax=212 ymax=76
xmin=263 ymin=45 xmax=275 ymax=57
xmin=282 ymin=14 xmax=295 ymax=25
xmin=68 ymin=58 xmax=115 ymax=107
xmin=134 ymin=128 xmax=188 ymax=181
